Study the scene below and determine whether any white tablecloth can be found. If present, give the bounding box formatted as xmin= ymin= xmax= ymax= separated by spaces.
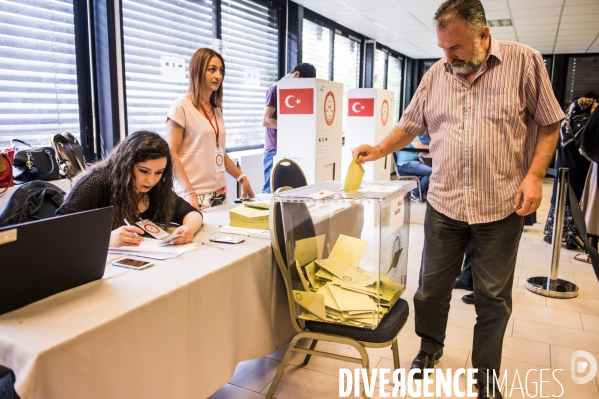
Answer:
xmin=0 ymin=205 xmax=294 ymax=399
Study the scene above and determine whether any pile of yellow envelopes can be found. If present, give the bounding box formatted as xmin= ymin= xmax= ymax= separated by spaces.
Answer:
xmin=229 ymin=200 xmax=270 ymax=230
xmin=292 ymin=234 xmax=405 ymax=329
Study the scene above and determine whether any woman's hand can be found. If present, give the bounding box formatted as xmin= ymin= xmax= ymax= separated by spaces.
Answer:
xmin=171 ymin=225 xmax=194 ymax=244
xmin=110 ymin=226 xmax=145 ymax=247
xmin=241 ymin=179 xmax=255 ymax=198
xmin=184 ymin=192 xmax=201 ymax=210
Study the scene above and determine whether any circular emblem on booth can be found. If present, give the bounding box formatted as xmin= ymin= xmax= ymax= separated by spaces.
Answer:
xmin=324 ymin=91 xmax=335 ymax=126
xmin=381 ymin=99 xmax=389 ymax=126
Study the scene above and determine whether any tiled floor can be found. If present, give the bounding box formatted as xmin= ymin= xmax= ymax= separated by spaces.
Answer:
xmin=209 ymin=178 xmax=599 ymax=399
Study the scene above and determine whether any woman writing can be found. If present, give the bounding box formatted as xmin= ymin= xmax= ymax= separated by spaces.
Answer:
xmin=166 ymin=48 xmax=254 ymax=209
xmin=57 ymin=131 xmax=203 ymax=247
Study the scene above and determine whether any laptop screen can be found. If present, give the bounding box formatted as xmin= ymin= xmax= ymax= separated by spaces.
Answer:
xmin=0 ymin=207 xmax=114 ymax=315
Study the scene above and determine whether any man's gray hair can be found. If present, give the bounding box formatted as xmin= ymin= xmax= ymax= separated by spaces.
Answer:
xmin=434 ymin=0 xmax=487 ymax=34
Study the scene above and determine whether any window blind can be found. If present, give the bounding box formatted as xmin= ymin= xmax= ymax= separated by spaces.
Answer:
xmin=0 ymin=0 xmax=81 ymax=148
xmin=121 ymin=0 xmax=213 ymax=136
xmin=373 ymin=49 xmax=386 ymax=89
xmin=333 ymin=34 xmax=360 ymax=132
xmin=386 ymin=55 xmax=403 ymax=125
xmin=302 ymin=19 xmax=331 ymax=80
xmin=563 ymin=55 xmax=599 ymax=109
xmin=221 ymin=0 xmax=279 ymax=150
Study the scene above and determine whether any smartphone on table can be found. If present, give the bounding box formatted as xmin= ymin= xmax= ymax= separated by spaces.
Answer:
xmin=209 ymin=235 xmax=245 ymax=244
xmin=111 ymin=257 xmax=154 ymax=270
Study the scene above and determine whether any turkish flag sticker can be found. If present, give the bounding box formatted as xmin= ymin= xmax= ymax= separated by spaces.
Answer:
xmin=279 ymin=88 xmax=314 ymax=114
xmin=348 ymin=98 xmax=374 ymax=117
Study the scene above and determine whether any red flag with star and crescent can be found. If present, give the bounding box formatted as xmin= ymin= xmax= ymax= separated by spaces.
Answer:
xmin=279 ymin=88 xmax=314 ymax=114
xmin=348 ymin=98 xmax=374 ymax=117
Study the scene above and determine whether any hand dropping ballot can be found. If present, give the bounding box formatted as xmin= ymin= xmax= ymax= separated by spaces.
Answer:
xmin=343 ymin=152 xmax=365 ymax=192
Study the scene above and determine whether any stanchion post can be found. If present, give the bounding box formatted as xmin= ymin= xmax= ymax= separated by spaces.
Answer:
xmin=526 ymin=168 xmax=579 ymax=298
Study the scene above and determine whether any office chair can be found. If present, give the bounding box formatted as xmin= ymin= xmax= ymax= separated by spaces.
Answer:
xmin=392 ymin=151 xmax=423 ymax=201
xmin=267 ymin=187 xmax=410 ymax=399
xmin=270 ymin=158 xmax=307 ymax=193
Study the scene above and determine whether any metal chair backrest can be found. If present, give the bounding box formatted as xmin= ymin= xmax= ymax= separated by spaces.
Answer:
xmin=271 ymin=158 xmax=307 ymax=193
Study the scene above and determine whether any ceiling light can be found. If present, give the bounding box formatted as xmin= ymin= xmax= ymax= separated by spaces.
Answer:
xmin=487 ymin=19 xmax=513 ymax=27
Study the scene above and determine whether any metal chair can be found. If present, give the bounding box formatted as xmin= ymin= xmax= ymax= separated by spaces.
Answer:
xmin=270 ymin=158 xmax=307 ymax=193
xmin=267 ymin=187 xmax=410 ymax=399
xmin=392 ymin=151 xmax=423 ymax=201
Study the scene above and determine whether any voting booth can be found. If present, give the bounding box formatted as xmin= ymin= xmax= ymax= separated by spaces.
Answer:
xmin=274 ymin=180 xmax=415 ymax=329
xmin=275 ymin=78 xmax=343 ymax=184
xmin=343 ymin=88 xmax=395 ymax=181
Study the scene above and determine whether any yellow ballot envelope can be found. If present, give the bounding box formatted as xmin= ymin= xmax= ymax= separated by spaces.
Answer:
xmin=343 ymin=152 xmax=365 ymax=192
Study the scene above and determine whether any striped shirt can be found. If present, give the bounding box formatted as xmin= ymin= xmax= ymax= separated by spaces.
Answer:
xmin=397 ymin=37 xmax=564 ymax=224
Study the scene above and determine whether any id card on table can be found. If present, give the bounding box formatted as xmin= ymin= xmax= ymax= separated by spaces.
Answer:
xmin=214 ymin=148 xmax=225 ymax=173
xmin=135 ymin=219 xmax=170 ymax=239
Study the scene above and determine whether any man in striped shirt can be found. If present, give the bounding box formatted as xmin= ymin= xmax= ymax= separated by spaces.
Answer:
xmin=354 ymin=0 xmax=564 ymax=397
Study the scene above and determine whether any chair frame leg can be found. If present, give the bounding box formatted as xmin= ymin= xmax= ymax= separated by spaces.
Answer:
xmin=266 ymin=335 xmax=303 ymax=399
xmin=391 ymin=338 xmax=400 ymax=370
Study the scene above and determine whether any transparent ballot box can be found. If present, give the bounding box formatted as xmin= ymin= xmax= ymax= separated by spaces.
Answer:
xmin=274 ymin=180 xmax=416 ymax=330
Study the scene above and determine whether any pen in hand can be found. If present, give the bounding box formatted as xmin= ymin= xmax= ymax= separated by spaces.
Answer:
xmin=123 ymin=218 xmax=138 ymax=237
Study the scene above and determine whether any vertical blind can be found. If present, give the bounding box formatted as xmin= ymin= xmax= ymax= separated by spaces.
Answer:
xmin=221 ymin=0 xmax=279 ymax=149
xmin=121 ymin=0 xmax=213 ymax=136
xmin=373 ymin=49 xmax=386 ymax=89
xmin=302 ymin=19 xmax=331 ymax=80
xmin=333 ymin=34 xmax=360 ymax=132
xmin=0 ymin=0 xmax=81 ymax=148
xmin=386 ymin=55 xmax=403 ymax=125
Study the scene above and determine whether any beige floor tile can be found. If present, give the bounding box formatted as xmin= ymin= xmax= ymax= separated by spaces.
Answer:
xmin=542 ymin=369 xmax=599 ymax=399
xmin=229 ymin=357 xmax=282 ymax=393
xmin=575 ymin=273 xmax=599 ymax=289
xmin=398 ymin=317 xmax=419 ymax=340
xmin=550 ymin=344 xmax=599 ymax=372
xmin=446 ymin=305 xmax=477 ymax=329
xmin=259 ymin=364 xmax=350 ymax=399
xmin=547 ymin=296 xmax=599 ymax=316
xmin=444 ymin=324 xmax=474 ymax=351
xmin=513 ymin=319 xmax=599 ymax=352
xmin=502 ymin=336 xmax=551 ymax=367
xmin=367 ymin=335 xmax=421 ymax=364
xmin=208 ymin=384 xmax=266 ymax=399
xmin=299 ymin=341 xmax=382 ymax=378
xmin=582 ymin=313 xmax=599 ymax=332
xmin=511 ymin=302 xmax=583 ymax=329
xmin=511 ymin=285 xmax=547 ymax=307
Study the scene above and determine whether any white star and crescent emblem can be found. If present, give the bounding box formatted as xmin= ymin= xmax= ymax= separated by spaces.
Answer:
xmin=284 ymin=95 xmax=301 ymax=108
xmin=352 ymin=102 xmax=365 ymax=113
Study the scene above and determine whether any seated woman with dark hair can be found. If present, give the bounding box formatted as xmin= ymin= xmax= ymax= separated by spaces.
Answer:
xmin=57 ymin=131 xmax=203 ymax=247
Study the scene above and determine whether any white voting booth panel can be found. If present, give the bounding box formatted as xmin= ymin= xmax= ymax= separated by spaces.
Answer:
xmin=275 ymin=78 xmax=343 ymax=184
xmin=343 ymin=88 xmax=395 ymax=181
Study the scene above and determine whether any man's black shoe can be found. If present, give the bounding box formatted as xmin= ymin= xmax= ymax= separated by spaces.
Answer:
xmin=477 ymin=383 xmax=503 ymax=398
xmin=410 ymin=349 xmax=443 ymax=379
xmin=455 ymin=278 xmax=474 ymax=291
xmin=462 ymin=292 xmax=475 ymax=304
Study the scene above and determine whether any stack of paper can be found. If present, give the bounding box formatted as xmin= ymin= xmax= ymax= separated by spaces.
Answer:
xmin=109 ymin=239 xmax=197 ymax=260
xmin=229 ymin=200 xmax=270 ymax=230
xmin=292 ymin=234 xmax=405 ymax=329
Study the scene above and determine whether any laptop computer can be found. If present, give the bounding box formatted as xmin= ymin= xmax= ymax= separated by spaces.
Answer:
xmin=0 ymin=207 xmax=114 ymax=315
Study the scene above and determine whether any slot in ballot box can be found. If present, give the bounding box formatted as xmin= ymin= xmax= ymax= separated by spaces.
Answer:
xmin=343 ymin=88 xmax=395 ymax=182
xmin=275 ymin=78 xmax=343 ymax=184
xmin=274 ymin=180 xmax=415 ymax=330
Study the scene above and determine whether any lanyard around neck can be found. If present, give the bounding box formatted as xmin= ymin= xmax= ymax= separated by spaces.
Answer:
xmin=200 ymin=103 xmax=220 ymax=148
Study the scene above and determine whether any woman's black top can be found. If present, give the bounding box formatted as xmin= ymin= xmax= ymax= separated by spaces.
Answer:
xmin=56 ymin=169 xmax=200 ymax=226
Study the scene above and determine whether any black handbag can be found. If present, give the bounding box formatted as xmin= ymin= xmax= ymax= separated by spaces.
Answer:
xmin=11 ymin=139 xmax=62 ymax=183
xmin=52 ymin=132 xmax=88 ymax=179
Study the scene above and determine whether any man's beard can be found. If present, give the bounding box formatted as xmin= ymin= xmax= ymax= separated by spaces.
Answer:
xmin=451 ymin=41 xmax=484 ymax=75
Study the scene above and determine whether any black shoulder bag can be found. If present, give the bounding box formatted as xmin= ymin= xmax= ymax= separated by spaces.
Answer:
xmin=11 ymin=139 xmax=61 ymax=183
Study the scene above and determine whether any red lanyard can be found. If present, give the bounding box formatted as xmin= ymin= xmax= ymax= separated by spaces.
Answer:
xmin=200 ymin=103 xmax=220 ymax=148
